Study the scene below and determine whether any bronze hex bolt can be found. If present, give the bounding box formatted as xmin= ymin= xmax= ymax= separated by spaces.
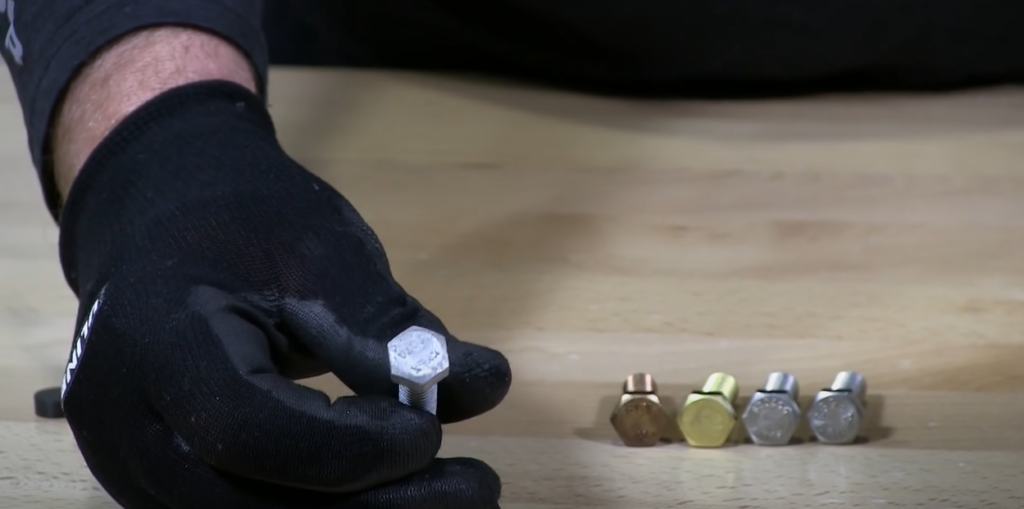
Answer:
xmin=807 ymin=371 xmax=868 ymax=444
xmin=678 ymin=372 xmax=740 ymax=448
xmin=609 ymin=373 xmax=669 ymax=447
xmin=741 ymin=372 xmax=802 ymax=446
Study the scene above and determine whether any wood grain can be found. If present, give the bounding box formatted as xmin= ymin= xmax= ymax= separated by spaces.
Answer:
xmin=3 ymin=67 xmax=1024 ymax=507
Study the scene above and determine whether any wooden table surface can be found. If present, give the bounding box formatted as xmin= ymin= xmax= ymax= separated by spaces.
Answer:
xmin=4 ymin=68 xmax=1024 ymax=508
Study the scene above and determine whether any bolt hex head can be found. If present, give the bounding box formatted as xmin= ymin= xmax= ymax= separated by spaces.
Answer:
xmin=610 ymin=394 xmax=668 ymax=447
xmin=387 ymin=326 xmax=450 ymax=390
xmin=679 ymin=393 xmax=737 ymax=448
xmin=807 ymin=391 xmax=865 ymax=444
xmin=742 ymin=391 xmax=802 ymax=446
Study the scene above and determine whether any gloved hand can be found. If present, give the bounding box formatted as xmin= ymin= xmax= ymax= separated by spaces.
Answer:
xmin=56 ymin=80 xmax=511 ymax=509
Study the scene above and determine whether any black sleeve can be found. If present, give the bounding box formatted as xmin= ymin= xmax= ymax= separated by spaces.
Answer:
xmin=0 ymin=0 xmax=270 ymax=221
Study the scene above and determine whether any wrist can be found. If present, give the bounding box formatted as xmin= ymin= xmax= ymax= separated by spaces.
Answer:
xmin=52 ymin=27 xmax=258 ymax=206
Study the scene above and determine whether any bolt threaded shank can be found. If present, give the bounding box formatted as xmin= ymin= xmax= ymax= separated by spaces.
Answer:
xmin=624 ymin=373 xmax=658 ymax=395
xmin=400 ymin=384 xmax=439 ymax=414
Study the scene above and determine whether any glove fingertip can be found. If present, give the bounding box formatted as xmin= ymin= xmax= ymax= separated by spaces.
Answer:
xmin=440 ymin=457 xmax=503 ymax=501
xmin=437 ymin=341 xmax=513 ymax=424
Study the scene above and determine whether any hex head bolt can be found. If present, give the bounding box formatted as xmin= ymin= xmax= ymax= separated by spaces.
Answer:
xmin=678 ymin=372 xmax=740 ymax=448
xmin=387 ymin=326 xmax=450 ymax=415
xmin=807 ymin=371 xmax=868 ymax=445
xmin=609 ymin=373 xmax=669 ymax=447
xmin=742 ymin=372 xmax=802 ymax=446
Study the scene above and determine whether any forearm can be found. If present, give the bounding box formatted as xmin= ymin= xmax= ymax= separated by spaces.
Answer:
xmin=0 ymin=0 xmax=268 ymax=221
xmin=52 ymin=27 xmax=258 ymax=198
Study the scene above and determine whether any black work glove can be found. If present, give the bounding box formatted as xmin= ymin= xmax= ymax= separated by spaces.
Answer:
xmin=56 ymin=80 xmax=511 ymax=509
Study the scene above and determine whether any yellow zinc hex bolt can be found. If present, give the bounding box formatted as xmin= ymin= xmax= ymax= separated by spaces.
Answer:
xmin=609 ymin=373 xmax=669 ymax=447
xmin=678 ymin=372 xmax=739 ymax=448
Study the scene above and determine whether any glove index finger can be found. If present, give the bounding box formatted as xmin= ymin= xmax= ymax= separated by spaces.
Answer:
xmin=148 ymin=289 xmax=443 ymax=493
xmin=431 ymin=330 xmax=513 ymax=424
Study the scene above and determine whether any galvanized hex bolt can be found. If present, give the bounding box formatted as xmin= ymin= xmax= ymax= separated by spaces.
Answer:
xmin=742 ymin=372 xmax=802 ymax=446
xmin=387 ymin=326 xmax=450 ymax=415
xmin=807 ymin=371 xmax=867 ymax=444
xmin=609 ymin=373 xmax=669 ymax=447
xmin=677 ymin=372 xmax=740 ymax=448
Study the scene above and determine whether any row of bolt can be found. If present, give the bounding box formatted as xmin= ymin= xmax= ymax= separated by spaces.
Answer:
xmin=610 ymin=371 xmax=868 ymax=447
xmin=383 ymin=326 xmax=869 ymax=446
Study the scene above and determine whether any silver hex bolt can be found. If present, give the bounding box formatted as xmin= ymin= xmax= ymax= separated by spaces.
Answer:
xmin=387 ymin=326 xmax=450 ymax=415
xmin=741 ymin=372 xmax=802 ymax=446
xmin=807 ymin=371 xmax=868 ymax=445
